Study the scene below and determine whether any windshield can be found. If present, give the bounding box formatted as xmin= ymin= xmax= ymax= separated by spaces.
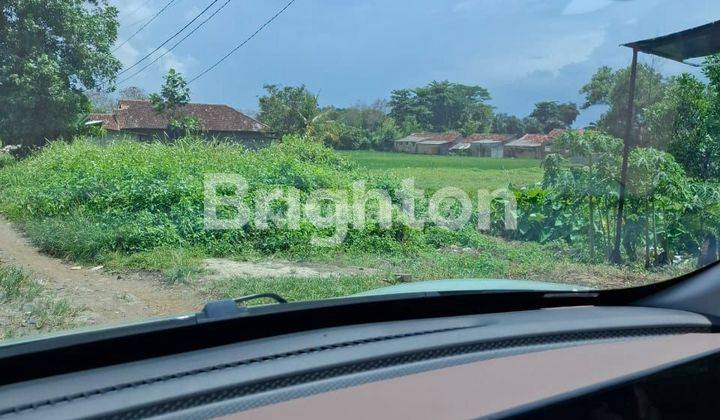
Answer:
xmin=1 ymin=0 xmax=720 ymax=340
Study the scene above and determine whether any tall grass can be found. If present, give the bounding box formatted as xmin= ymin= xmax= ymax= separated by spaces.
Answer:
xmin=0 ymin=135 xmax=406 ymax=262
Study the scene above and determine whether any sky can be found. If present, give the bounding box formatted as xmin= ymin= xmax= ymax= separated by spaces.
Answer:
xmin=111 ymin=0 xmax=720 ymax=126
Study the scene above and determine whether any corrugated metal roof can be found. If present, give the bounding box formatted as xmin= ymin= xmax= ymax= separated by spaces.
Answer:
xmin=419 ymin=140 xmax=453 ymax=145
xmin=624 ymin=20 xmax=720 ymax=63
xmin=450 ymin=143 xmax=471 ymax=150
xmin=395 ymin=134 xmax=427 ymax=143
xmin=505 ymin=138 xmax=544 ymax=148
xmin=471 ymin=140 xmax=502 ymax=145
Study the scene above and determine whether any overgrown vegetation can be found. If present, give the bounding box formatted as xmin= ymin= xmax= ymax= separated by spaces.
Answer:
xmin=0 ymin=135 xmax=654 ymax=292
xmin=0 ymin=265 xmax=78 ymax=339
xmin=489 ymin=129 xmax=720 ymax=268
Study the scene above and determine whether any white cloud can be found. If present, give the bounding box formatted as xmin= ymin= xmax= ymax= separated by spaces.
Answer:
xmin=115 ymin=41 xmax=140 ymax=67
xmin=463 ymin=29 xmax=607 ymax=83
xmin=115 ymin=0 xmax=155 ymax=21
xmin=562 ymin=0 xmax=615 ymax=15
xmin=156 ymin=48 xmax=197 ymax=75
xmin=519 ymin=30 xmax=607 ymax=75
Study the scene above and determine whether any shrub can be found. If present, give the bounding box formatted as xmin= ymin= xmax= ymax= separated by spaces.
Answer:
xmin=0 ymin=135 xmax=402 ymax=262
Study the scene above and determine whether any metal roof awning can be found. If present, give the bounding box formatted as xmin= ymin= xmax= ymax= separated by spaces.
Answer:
xmin=624 ymin=20 xmax=720 ymax=63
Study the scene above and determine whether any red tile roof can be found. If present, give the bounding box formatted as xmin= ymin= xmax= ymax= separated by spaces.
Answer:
xmin=87 ymin=113 xmax=120 ymax=130
xmin=465 ymin=133 xmax=516 ymax=143
xmin=90 ymin=100 xmax=266 ymax=133
xmin=547 ymin=129 xmax=567 ymax=139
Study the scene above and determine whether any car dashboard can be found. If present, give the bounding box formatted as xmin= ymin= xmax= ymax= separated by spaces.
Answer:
xmin=0 ymin=305 xmax=716 ymax=419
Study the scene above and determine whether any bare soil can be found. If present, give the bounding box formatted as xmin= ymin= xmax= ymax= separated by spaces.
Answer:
xmin=202 ymin=258 xmax=372 ymax=281
xmin=0 ymin=217 xmax=205 ymax=327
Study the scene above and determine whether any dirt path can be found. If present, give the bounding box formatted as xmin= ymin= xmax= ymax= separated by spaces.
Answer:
xmin=0 ymin=217 xmax=205 ymax=327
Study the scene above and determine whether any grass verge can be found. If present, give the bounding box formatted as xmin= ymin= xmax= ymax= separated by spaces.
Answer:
xmin=0 ymin=264 xmax=79 ymax=339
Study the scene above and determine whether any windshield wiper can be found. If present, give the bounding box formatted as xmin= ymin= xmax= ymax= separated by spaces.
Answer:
xmin=197 ymin=293 xmax=288 ymax=323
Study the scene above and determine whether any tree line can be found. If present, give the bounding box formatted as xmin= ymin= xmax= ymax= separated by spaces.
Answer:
xmin=255 ymin=82 xmax=580 ymax=150
xmin=494 ymin=56 xmax=720 ymax=268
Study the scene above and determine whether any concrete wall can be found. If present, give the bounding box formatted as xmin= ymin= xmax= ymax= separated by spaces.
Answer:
xmin=416 ymin=143 xmax=451 ymax=155
xmin=471 ymin=144 xmax=504 ymax=158
xmin=394 ymin=141 xmax=418 ymax=153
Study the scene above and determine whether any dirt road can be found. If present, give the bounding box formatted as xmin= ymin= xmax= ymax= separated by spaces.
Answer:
xmin=0 ymin=217 xmax=205 ymax=327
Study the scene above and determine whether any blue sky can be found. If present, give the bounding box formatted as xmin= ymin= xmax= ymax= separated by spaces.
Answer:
xmin=112 ymin=0 xmax=720 ymax=125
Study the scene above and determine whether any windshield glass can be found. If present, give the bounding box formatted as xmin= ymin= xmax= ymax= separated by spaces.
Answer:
xmin=1 ymin=0 xmax=720 ymax=340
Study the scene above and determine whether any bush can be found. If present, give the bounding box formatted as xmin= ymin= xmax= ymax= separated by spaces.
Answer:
xmin=0 ymin=135 xmax=402 ymax=262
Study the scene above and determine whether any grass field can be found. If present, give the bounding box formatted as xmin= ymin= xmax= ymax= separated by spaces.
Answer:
xmin=339 ymin=151 xmax=543 ymax=193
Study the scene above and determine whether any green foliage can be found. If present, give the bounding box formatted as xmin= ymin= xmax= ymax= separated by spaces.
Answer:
xmin=647 ymin=57 xmax=720 ymax=179
xmin=508 ymin=129 xmax=716 ymax=266
xmin=149 ymin=68 xmax=190 ymax=115
xmin=0 ymin=153 xmax=16 ymax=170
xmin=580 ymin=64 xmax=667 ymax=147
xmin=492 ymin=113 xmax=525 ymax=135
xmin=257 ymin=84 xmax=321 ymax=136
xmin=0 ymin=0 xmax=121 ymax=146
xmin=0 ymin=135 xmax=397 ymax=261
xmin=528 ymin=101 xmax=580 ymax=133
xmin=169 ymin=115 xmax=201 ymax=138
xmin=389 ymin=80 xmax=493 ymax=133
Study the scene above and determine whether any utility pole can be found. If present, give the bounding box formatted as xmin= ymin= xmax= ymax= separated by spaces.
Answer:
xmin=610 ymin=48 xmax=639 ymax=264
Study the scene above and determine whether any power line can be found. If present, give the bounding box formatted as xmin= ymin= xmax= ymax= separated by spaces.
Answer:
xmin=117 ymin=0 xmax=233 ymax=86
xmin=112 ymin=0 xmax=179 ymax=53
xmin=118 ymin=0 xmax=157 ymax=20
xmin=115 ymin=0 xmax=222 ymax=79
xmin=188 ymin=0 xmax=297 ymax=84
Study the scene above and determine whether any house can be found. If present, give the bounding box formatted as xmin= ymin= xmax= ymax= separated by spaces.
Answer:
xmin=414 ymin=132 xmax=464 ymax=155
xmin=466 ymin=134 xmax=516 ymax=158
xmin=504 ymin=130 xmax=566 ymax=159
xmin=469 ymin=140 xmax=504 ymax=158
xmin=394 ymin=132 xmax=464 ymax=155
xmin=87 ymin=100 xmax=270 ymax=147
xmin=394 ymin=133 xmax=428 ymax=153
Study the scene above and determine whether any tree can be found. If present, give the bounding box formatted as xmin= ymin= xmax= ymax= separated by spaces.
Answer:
xmin=389 ymin=81 xmax=493 ymax=132
xmin=0 ymin=0 xmax=121 ymax=146
xmin=522 ymin=116 xmax=544 ymax=134
xmin=646 ymin=56 xmax=720 ymax=180
xmin=86 ymin=89 xmax=115 ymax=113
xmin=149 ymin=69 xmax=190 ymax=115
xmin=149 ymin=69 xmax=193 ymax=138
xmin=119 ymin=86 xmax=148 ymax=101
xmin=529 ymin=101 xmax=579 ymax=133
xmin=372 ymin=117 xmax=401 ymax=150
xmin=257 ymin=84 xmax=321 ymax=136
xmin=580 ymin=64 xmax=666 ymax=147
xmin=544 ymin=130 xmax=622 ymax=261
xmin=492 ymin=113 xmax=525 ymax=135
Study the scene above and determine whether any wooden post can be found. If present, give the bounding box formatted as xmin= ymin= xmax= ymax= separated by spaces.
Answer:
xmin=610 ymin=48 xmax=639 ymax=264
